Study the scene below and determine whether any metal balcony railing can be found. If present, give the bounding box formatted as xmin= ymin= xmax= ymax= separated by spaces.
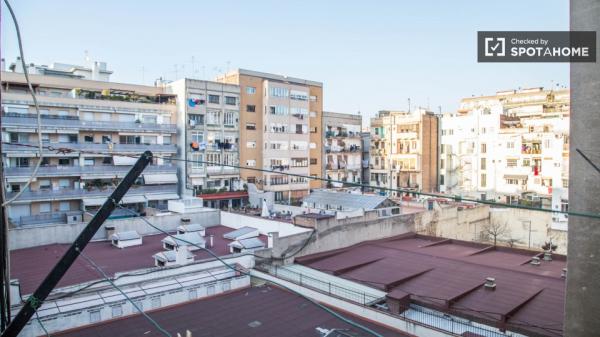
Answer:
xmin=2 ymin=114 xmax=177 ymax=133
xmin=5 ymin=184 xmax=177 ymax=202
xmin=3 ymin=142 xmax=178 ymax=154
xmin=16 ymin=211 xmax=83 ymax=227
xmin=4 ymin=164 xmax=176 ymax=177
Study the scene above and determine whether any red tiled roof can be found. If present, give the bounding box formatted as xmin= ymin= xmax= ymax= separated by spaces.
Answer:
xmin=10 ymin=225 xmax=267 ymax=295
xmin=296 ymin=233 xmax=566 ymax=337
xmin=197 ymin=191 xmax=248 ymax=200
xmin=54 ymin=286 xmax=408 ymax=337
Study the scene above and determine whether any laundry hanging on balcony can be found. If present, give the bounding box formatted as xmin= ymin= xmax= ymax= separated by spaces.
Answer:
xmin=188 ymin=98 xmax=205 ymax=107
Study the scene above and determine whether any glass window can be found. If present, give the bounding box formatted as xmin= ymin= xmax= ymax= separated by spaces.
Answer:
xmin=246 ymin=141 xmax=256 ymax=148
xmin=225 ymin=96 xmax=237 ymax=105
xmin=191 ymin=132 xmax=203 ymax=144
xmin=246 ymin=105 xmax=256 ymax=112
xmin=190 ymin=153 xmax=204 ymax=169
xmin=162 ymin=135 xmax=171 ymax=145
xmin=111 ymin=305 xmax=123 ymax=318
xmin=151 ymin=297 xmax=161 ymax=309
xmin=142 ymin=115 xmax=157 ymax=124
xmin=269 ymin=87 xmax=289 ymax=97
xmin=39 ymin=202 xmax=51 ymax=213
xmin=89 ymin=310 xmax=101 ymax=323
xmin=224 ymin=111 xmax=236 ymax=126
xmin=246 ymin=160 xmax=256 ymax=167
xmin=246 ymin=86 xmax=256 ymax=94
xmin=208 ymin=95 xmax=220 ymax=104
xmin=246 ymin=123 xmax=256 ymax=130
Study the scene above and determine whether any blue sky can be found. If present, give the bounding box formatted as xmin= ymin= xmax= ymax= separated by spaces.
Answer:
xmin=1 ymin=0 xmax=569 ymax=123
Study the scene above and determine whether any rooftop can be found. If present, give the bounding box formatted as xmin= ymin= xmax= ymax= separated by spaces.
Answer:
xmin=303 ymin=190 xmax=394 ymax=211
xmin=296 ymin=233 xmax=566 ymax=337
xmin=54 ymin=286 xmax=406 ymax=337
xmin=10 ymin=225 xmax=267 ymax=295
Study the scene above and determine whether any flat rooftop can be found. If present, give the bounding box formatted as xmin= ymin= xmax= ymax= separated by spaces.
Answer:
xmin=11 ymin=225 xmax=267 ymax=295
xmin=54 ymin=286 xmax=406 ymax=337
xmin=296 ymin=233 xmax=566 ymax=337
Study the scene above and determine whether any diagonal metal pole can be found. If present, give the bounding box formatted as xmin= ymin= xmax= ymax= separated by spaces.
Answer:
xmin=1 ymin=151 xmax=153 ymax=337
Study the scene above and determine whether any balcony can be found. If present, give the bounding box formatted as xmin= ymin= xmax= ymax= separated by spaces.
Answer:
xmin=14 ymin=210 xmax=84 ymax=227
xmin=4 ymin=164 xmax=176 ymax=178
xmin=3 ymin=142 xmax=178 ymax=154
xmin=5 ymin=184 xmax=178 ymax=203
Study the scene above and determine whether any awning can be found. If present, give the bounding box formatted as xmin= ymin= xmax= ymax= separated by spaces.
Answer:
xmin=144 ymin=173 xmax=178 ymax=184
xmin=121 ymin=195 xmax=147 ymax=204
xmin=503 ymin=174 xmax=528 ymax=180
xmin=146 ymin=193 xmax=179 ymax=201
xmin=113 ymin=155 xmax=137 ymax=165
xmin=83 ymin=197 xmax=107 ymax=206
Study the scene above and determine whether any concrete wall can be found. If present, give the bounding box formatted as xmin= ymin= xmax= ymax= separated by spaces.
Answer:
xmin=271 ymin=210 xmax=421 ymax=260
xmin=9 ymin=210 xmax=220 ymax=250
xmin=220 ymin=211 xmax=310 ymax=238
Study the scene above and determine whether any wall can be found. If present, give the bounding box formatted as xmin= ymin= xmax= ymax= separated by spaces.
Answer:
xmin=220 ymin=211 xmax=310 ymax=238
xmin=9 ymin=210 xmax=220 ymax=250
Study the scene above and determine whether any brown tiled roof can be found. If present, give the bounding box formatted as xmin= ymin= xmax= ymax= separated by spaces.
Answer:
xmin=296 ymin=233 xmax=565 ymax=337
xmin=53 ymin=286 xmax=408 ymax=337
xmin=10 ymin=225 xmax=267 ymax=295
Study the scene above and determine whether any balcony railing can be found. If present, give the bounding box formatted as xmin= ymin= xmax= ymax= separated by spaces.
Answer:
xmin=4 ymin=164 xmax=176 ymax=177
xmin=5 ymin=184 xmax=177 ymax=202
xmin=2 ymin=114 xmax=177 ymax=133
xmin=15 ymin=210 xmax=84 ymax=227
xmin=3 ymin=142 xmax=178 ymax=154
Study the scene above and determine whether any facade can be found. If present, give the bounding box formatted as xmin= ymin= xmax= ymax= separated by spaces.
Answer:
xmin=166 ymin=79 xmax=241 ymax=197
xmin=322 ymin=111 xmax=362 ymax=187
xmin=217 ymin=69 xmax=323 ymax=203
xmin=370 ymin=109 xmax=439 ymax=196
xmin=1 ymin=62 xmax=179 ymax=226
xmin=439 ymin=87 xmax=570 ymax=229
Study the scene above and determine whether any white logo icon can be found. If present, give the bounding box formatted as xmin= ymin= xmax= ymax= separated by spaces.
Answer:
xmin=485 ymin=37 xmax=505 ymax=57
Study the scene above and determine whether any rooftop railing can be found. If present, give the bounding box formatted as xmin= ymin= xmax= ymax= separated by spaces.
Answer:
xmin=5 ymin=184 xmax=177 ymax=202
xmin=4 ymin=164 xmax=176 ymax=177
xmin=3 ymin=142 xmax=178 ymax=153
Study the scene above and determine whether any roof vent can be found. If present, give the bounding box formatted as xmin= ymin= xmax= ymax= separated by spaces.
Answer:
xmin=543 ymin=251 xmax=552 ymax=261
xmin=530 ymin=256 xmax=541 ymax=266
xmin=484 ymin=277 xmax=496 ymax=290
xmin=561 ymin=268 xmax=567 ymax=278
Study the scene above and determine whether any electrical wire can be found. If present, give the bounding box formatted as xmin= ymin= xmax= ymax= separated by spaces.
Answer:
xmin=33 ymin=311 xmax=50 ymax=337
xmin=115 ymin=204 xmax=385 ymax=337
xmin=2 ymin=0 xmax=45 ymax=206
xmin=75 ymin=247 xmax=172 ymax=337
xmin=4 ymin=141 xmax=600 ymax=220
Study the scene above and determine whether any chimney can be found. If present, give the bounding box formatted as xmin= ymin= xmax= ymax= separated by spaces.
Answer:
xmin=530 ymin=256 xmax=541 ymax=266
xmin=561 ymin=268 xmax=567 ymax=278
xmin=484 ymin=277 xmax=496 ymax=290
xmin=543 ymin=250 xmax=553 ymax=261
xmin=208 ymin=235 xmax=214 ymax=248
xmin=175 ymin=246 xmax=191 ymax=265
xmin=268 ymin=232 xmax=279 ymax=249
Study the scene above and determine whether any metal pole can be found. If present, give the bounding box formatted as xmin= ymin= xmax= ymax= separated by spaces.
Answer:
xmin=1 ymin=151 xmax=152 ymax=337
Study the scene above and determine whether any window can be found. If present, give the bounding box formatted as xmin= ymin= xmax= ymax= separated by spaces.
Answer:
xmin=522 ymin=159 xmax=531 ymax=167
xmin=58 ymin=158 xmax=70 ymax=166
xmin=39 ymin=202 xmax=51 ymax=213
xmin=163 ymin=135 xmax=171 ymax=145
xmin=151 ymin=297 xmax=161 ymax=309
xmin=224 ymin=111 xmax=236 ymax=126
xmin=563 ymin=179 xmax=569 ymax=188
xmin=247 ymin=177 xmax=256 ymax=184
xmin=59 ymin=179 xmax=70 ymax=189
xmin=208 ymin=95 xmax=220 ymax=104
xmin=246 ymin=141 xmax=256 ymax=148
xmin=440 ymin=159 xmax=445 ymax=169
xmin=246 ymin=159 xmax=256 ymax=167
xmin=191 ymin=132 xmax=204 ymax=144
xmin=102 ymin=135 xmax=111 ymax=144
xmin=310 ymin=158 xmax=318 ymax=165
xmin=270 ymin=87 xmax=289 ymax=97
xmin=111 ymin=305 xmax=123 ymax=318
xmin=290 ymin=90 xmax=308 ymax=101
xmin=206 ymin=110 xmax=220 ymax=125
xmin=291 ymin=158 xmax=308 ymax=167
xmin=102 ymin=157 xmax=112 ymax=165
xmin=132 ymin=300 xmax=143 ymax=312
xmin=207 ymin=284 xmax=215 ymax=296
xmin=142 ymin=135 xmax=157 ymax=144
xmin=142 ymin=115 xmax=157 ymax=124
xmin=480 ymin=143 xmax=487 ymax=153
xmin=246 ymin=123 xmax=256 ymax=130
xmin=222 ymin=279 xmax=231 ymax=292
xmin=84 ymin=135 xmax=93 ymax=143
xmin=189 ymin=114 xmax=204 ymax=126
xmin=246 ymin=86 xmax=256 ymax=94
xmin=16 ymin=157 xmax=29 ymax=167
xmin=269 ymin=105 xmax=288 ymax=116
xmin=38 ymin=180 xmax=51 ymax=190
xmin=544 ymin=139 xmax=552 ymax=148
xmin=206 ymin=153 xmax=221 ymax=166
xmin=120 ymin=135 xmax=140 ymax=144
xmin=89 ymin=310 xmax=101 ymax=323
xmin=225 ymin=96 xmax=237 ymax=105
xmin=310 ymin=127 xmax=317 ymax=133
xmin=480 ymin=158 xmax=486 ymax=170
xmin=190 ymin=153 xmax=204 ymax=169
xmin=246 ymin=105 xmax=256 ymax=112
xmin=440 ymin=174 xmax=445 ymax=185
xmin=507 ymin=142 xmax=515 ymax=149
xmin=481 ymin=173 xmax=487 ymax=187
xmin=507 ymin=159 xmax=518 ymax=167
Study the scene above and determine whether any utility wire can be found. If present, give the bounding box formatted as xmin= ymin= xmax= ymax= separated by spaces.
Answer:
xmin=115 ymin=205 xmax=385 ymax=337
xmin=5 ymin=142 xmax=600 ymax=220
xmin=2 ymin=0 xmax=45 ymax=206
xmin=33 ymin=311 xmax=50 ymax=337
xmin=575 ymin=148 xmax=600 ymax=175
xmin=75 ymin=247 xmax=172 ymax=337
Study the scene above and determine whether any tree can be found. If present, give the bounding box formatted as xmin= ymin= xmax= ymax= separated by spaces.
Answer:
xmin=483 ymin=220 xmax=510 ymax=246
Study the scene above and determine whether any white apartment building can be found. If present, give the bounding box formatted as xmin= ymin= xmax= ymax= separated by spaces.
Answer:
xmin=1 ymin=61 xmax=180 ymax=226
xmin=322 ymin=111 xmax=363 ymax=187
xmin=439 ymin=87 xmax=569 ymax=229
xmin=167 ymin=79 xmax=241 ymax=198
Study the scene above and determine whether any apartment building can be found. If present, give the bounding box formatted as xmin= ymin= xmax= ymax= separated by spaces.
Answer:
xmin=167 ymin=79 xmax=241 ymax=200
xmin=370 ymin=109 xmax=439 ymax=196
xmin=217 ymin=69 xmax=323 ymax=203
xmin=322 ymin=111 xmax=362 ymax=188
xmin=1 ymin=61 xmax=179 ymax=226
xmin=439 ymin=87 xmax=569 ymax=228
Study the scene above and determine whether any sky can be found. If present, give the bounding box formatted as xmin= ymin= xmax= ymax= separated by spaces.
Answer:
xmin=1 ymin=0 xmax=569 ymax=124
